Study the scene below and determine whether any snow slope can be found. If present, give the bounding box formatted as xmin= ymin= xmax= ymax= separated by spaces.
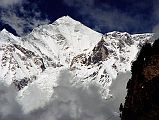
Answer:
xmin=0 ymin=16 xmax=153 ymax=113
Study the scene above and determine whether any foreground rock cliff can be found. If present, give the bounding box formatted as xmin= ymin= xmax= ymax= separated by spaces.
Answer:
xmin=121 ymin=39 xmax=159 ymax=120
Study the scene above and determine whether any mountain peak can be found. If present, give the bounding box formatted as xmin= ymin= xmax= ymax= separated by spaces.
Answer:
xmin=54 ymin=15 xmax=80 ymax=25
xmin=0 ymin=16 xmax=154 ymax=113
xmin=0 ymin=28 xmax=9 ymax=34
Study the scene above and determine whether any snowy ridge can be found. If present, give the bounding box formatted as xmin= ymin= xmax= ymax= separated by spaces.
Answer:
xmin=71 ymin=31 xmax=153 ymax=98
xmin=0 ymin=16 xmax=153 ymax=113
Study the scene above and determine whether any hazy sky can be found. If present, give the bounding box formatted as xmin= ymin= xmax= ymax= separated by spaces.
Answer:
xmin=0 ymin=0 xmax=159 ymax=36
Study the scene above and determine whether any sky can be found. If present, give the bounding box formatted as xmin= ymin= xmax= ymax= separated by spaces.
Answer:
xmin=0 ymin=0 xmax=159 ymax=36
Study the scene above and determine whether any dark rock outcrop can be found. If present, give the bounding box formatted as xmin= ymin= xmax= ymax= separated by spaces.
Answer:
xmin=87 ymin=37 xmax=109 ymax=65
xmin=121 ymin=39 xmax=159 ymax=120
xmin=70 ymin=37 xmax=109 ymax=68
xmin=13 ymin=44 xmax=46 ymax=71
xmin=70 ymin=53 xmax=87 ymax=67
xmin=13 ymin=75 xmax=36 ymax=90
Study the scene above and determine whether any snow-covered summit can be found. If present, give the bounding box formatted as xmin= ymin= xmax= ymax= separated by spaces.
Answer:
xmin=0 ymin=16 xmax=154 ymax=113
xmin=55 ymin=15 xmax=78 ymax=24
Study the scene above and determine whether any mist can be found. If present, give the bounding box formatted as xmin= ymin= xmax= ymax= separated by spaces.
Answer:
xmin=0 ymin=70 xmax=131 ymax=120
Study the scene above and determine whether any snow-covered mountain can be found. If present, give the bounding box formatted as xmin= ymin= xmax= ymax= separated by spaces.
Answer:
xmin=0 ymin=16 xmax=153 ymax=113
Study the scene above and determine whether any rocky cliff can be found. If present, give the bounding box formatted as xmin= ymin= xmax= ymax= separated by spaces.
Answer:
xmin=121 ymin=39 xmax=159 ymax=120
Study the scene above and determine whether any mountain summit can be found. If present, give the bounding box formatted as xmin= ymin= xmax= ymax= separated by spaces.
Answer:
xmin=0 ymin=16 xmax=153 ymax=113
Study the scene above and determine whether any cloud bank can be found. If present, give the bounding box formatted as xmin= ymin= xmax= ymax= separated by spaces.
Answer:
xmin=0 ymin=70 xmax=131 ymax=120
xmin=0 ymin=0 xmax=50 ymax=36
xmin=0 ymin=0 xmax=22 ymax=7
xmin=0 ymin=8 xmax=49 ymax=36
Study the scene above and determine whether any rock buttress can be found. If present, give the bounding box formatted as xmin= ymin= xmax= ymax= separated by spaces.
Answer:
xmin=121 ymin=39 xmax=159 ymax=120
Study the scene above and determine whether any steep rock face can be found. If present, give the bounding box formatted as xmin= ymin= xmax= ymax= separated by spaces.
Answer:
xmin=121 ymin=39 xmax=159 ymax=120
xmin=70 ymin=37 xmax=109 ymax=67
xmin=87 ymin=37 xmax=109 ymax=64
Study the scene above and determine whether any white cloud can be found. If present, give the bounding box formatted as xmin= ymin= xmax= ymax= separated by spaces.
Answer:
xmin=0 ymin=2 xmax=50 ymax=36
xmin=0 ymin=70 xmax=131 ymax=120
xmin=63 ymin=0 xmax=153 ymax=33
xmin=0 ymin=0 xmax=22 ymax=7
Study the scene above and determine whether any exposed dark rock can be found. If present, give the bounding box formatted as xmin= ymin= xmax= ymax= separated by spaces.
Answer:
xmin=121 ymin=39 xmax=159 ymax=120
xmin=13 ymin=44 xmax=46 ymax=71
xmin=124 ymin=34 xmax=134 ymax=46
xmin=40 ymin=58 xmax=46 ymax=71
xmin=70 ymin=37 xmax=109 ymax=67
xmin=70 ymin=53 xmax=87 ymax=67
xmin=13 ymin=75 xmax=37 ymax=90
xmin=118 ymin=39 xmax=125 ymax=49
xmin=87 ymin=37 xmax=109 ymax=65
xmin=13 ymin=44 xmax=36 ymax=58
